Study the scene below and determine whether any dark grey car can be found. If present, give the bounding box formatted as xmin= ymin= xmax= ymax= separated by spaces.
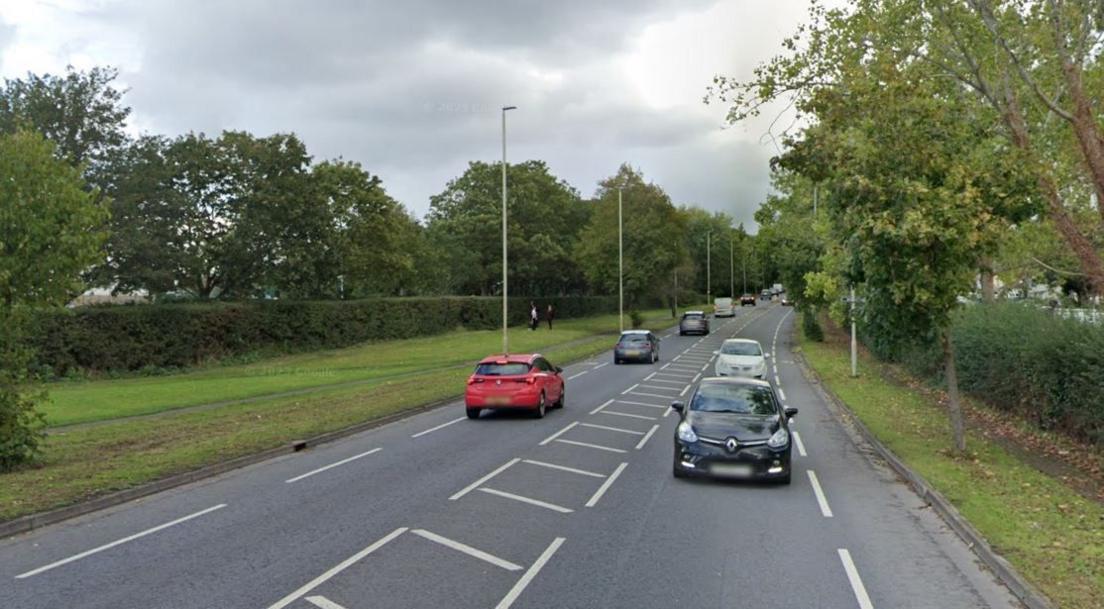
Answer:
xmin=678 ymin=311 xmax=710 ymax=336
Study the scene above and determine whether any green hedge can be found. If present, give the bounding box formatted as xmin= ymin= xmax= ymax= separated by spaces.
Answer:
xmin=30 ymin=296 xmax=618 ymax=375
xmin=894 ymin=303 xmax=1104 ymax=446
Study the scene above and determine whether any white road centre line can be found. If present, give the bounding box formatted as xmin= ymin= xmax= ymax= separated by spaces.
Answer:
xmin=585 ymin=462 xmax=629 ymax=507
xmin=792 ymin=431 xmax=808 ymax=456
xmin=412 ymin=529 xmax=523 ymax=571
xmin=567 ymin=370 xmax=589 ymax=380
xmin=589 ymin=399 xmax=614 ymax=415
xmin=775 ymin=375 xmax=781 ymax=385
xmin=411 ymin=417 xmax=465 ymax=439
xmin=493 ymin=537 xmax=566 ymax=609
xmin=700 ymin=363 xmax=710 ymax=371
xmin=838 ymin=549 xmax=875 ymax=609
xmin=691 ymin=372 xmax=701 ymax=383
xmin=285 ymin=448 xmax=382 ymax=483
xmin=16 ymin=504 xmax=228 ymax=579
xmin=661 ymin=363 xmax=671 ymax=370
xmin=450 ymin=458 xmax=520 ymax=500
xmin=478 ymin=487 xmax=574 ymax=513
xmin=306 ymin=596 xmax=348 ymax=609
xmin=621 ymin=383 xmax=639 ymax=394
xmin=555 ymin=438 xmax=628 ymax=453
xmin=663 ymin=405 xmax=673 ymax=418
xmin=672 ymin=355 xmax=682 ymax=361
xmin=644 ymin=378 xmax=683 ymax=385
xmin=778 ymin=387 xmax=787 ymax=401
xmin=522 ymin=458 xmax=607 ymax=478
xmin=265 ymin=527 xmax=408 ymax=609
xmin=539 ymin=422 xmax=580 ymax=446
xmin=600 ymin=410 xmax=659 ymax=421
xmin=807 ymin=470 xmax=834 ymax=517
xmin=680 ymin=384 xmax=691 ymax=396
xmin=580 ymin=422 xmax=645 ymax=435
xmin=651 ymin=371 xmax=685 ymax=379
xmin=629 ymin=391 xmax=678 ymax=400
xmin=635 ymin=425 xmax=660 ymax=450
xmin=616 ymin=400 xmax=667 ymax=409
xmin=593 ymin=362 xmax=610 ymax=369
xmin=644 ymin=372 xmax=656 ymax=381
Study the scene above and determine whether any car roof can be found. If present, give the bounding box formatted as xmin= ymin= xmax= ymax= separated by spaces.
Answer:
xmin=698 ymin=376 xmax=772 ymax=389
xmin=684 ymin=310 xmax=704 ymax=315
xmin=477 ymin=353 xmax=539 ymax=364
xmin=722 ymin=338 xmax=761 ymax=345
xmin=620 ymin=330 xmax=651 ymax=335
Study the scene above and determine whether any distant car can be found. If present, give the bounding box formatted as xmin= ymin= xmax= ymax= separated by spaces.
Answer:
xmin=465 ymin=353 xmax=565 ymax=419
xmin=760 ymin=289 xmax=771 ymax=300
xmin=714 ymin=338 xmax=767 ymax=378
xmin=739 ymin=294 xmax=756 ymax=307
xmin=713 ymin=297 xmax=735 ymax=318
xmin=781 ymin=296 xmax=793 ymax=306
xmin=678 ymin=311 xmax=710 ymax=335
xmin=615 ymin=330 xmax=660 ymax=364
xmin=670 ymin=377 xmax=797 ymax=483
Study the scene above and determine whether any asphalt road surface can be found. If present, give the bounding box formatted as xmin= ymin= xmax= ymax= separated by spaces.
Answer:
xmin=0 ymin=304 xmax=1023 ymax=609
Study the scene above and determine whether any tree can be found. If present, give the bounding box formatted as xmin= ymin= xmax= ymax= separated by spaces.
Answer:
xmin=0 ymin=131 xmax=108 ymax=468
xmin=680 ymin=207 xmax=742 ymax=298
xmin=753 ymin=172 xmax=827 ymax=305
xmin=575 ymin=165 xmax=687 ymax=306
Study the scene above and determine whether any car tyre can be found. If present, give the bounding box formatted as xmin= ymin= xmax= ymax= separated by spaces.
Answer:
xmin=554 ymin=387 xmax=565 ymax=409
xmin=466 ymin=408 xmax=481 ymax=420
xmin=533 ymin=392 xmax=547 ymax=418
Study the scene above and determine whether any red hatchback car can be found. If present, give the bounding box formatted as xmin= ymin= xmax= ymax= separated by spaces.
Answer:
xmin=465 ymin=353 xmax=565 ymax=419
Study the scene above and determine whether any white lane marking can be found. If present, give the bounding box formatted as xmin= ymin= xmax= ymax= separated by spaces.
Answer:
xmin=661 ymin=363 xmax=671 ymax=370
xmin=522 ymin=458 xmax=607 ymax=478
xmin=778 ymin=388 xmax=787 ymax=401
xmin=580 ymin=422 xmax=645 ymax=435
xmin=600 ymin=410 xmax=659 ymax=421
xmin=306 ymin=596 xmax=348 ymax=609
xmin=700 ymin=363 xmax=710 ymax=371
xmin=616 ymin=399 xmax=667 ymax=409
xmin=691 ymin=372 xmax=701 ymax=383
xmin=587 ymin=397 xmax=613 ymax=417
xmin=638 ymin=384 xmax=680 ymax=393
xmin=539 ymin=421 xmax=579 ymax=446
xmin=555 ymin=438 xmax=628 ymax=453
xmin=775 ymin=375 xmax=781 ymax=385
xmin=635 ymin=425 xmax=660 ymax=450
xmin=593 ymin=362 xmax=610 ymax=369
xmin=411 ymin=417 xmax=465 ymax=438
xmin=679 ymin=384 xmax=691 ymax=396
xmin=567 ymin=370 xmax=589 ymax=380
xmin=672 ymin=355 xmax=682 ymax=361
xmin=793 ymin=431 xmax=807 ymax=457
xmin=838 ymin=549 xmax=875 ymax=609
xmin=644 ymin=378 xmax=683 ymax=385
xmin=285 ymin=448 xmax=382 ymax=483
xmin=663 ymin=405 xmax=673 ymax=418
xmin=412 ymin=529 xmax=523 ymax=571
xmin=585 ymin=462 xmax=629 ymax=507
xmin=807 ymin=470 xmax=834 ymax=517
xmin=494 ymin=537 xmax=566 ymax=609
xmin=450 ymin=458 xmax=520 ymax=500
xmin=665 ymin=364 xmax=698 ymax=371
xmin=621 ymin=383 xmax=641 ymax=394
xmin=630 ymin=391 xmax=676 ymax=400
xmin=478 ymin=488 xmax=574 ymax=513
xmin=266 ymin=528 xmax=408 ymax=609
xmin=679 ymin=355 xmax=710 ymax=362
xmin=16 ymin=504 xmax=228 ymax=579
xmin=644 ymin=372 xmax=656 ymax=381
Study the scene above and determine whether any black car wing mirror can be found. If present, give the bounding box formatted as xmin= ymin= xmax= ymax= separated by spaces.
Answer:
xmin=555 ymin=366 xmax=563 ymax=374
xmin=784 ymin=406 xmax=799 ymax=419
xmin=670 ymin=401 xmax=685 ymax=413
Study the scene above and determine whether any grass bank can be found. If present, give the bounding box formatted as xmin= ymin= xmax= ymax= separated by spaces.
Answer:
xmin=799 ymin=325 xmax=1104 ymax=609
xmin=2 ymin=308 xmax=683 ymax=523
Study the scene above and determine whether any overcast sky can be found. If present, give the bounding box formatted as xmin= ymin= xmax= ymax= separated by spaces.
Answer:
xmin=0 ymin=0 xmax=817 ymax=231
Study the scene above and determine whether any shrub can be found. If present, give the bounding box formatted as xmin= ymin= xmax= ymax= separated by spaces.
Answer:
xmin=630 ymin=310 xmax=644 ymax=328
xmin=802 ymin=308 xmax=824 ymax=342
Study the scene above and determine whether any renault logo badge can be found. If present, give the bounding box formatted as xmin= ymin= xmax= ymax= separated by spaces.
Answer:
xmin=725 ymin=437 xmax=739 ymax=452
xmin=496 ymin=380 xmax=502 ymax=385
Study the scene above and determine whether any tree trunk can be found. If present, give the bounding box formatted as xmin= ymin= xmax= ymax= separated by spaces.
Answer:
xmin=979 ymin=257 xmax=995 ymax=303
xmin=941 ymin=327 xmax=967 ymax=454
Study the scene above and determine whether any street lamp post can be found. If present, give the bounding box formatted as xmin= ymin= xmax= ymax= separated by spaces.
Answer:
xmin=501 ymin=105 xmax=516 ymax=354
xmin=706 ymin=231 xmax=711 ymax=306
xmin=729 ymin=232 xmax=734 ymax=299
xmin=618 ymin=188 xmax=624 ymax=332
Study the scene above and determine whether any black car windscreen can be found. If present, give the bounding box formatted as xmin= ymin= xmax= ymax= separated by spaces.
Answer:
xmin=475 ymin=363 xmax=530 ymax=376
xmin=690 ymin=384 xmax=775 ymax=415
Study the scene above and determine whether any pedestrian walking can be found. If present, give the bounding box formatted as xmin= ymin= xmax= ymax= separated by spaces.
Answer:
xmin=530 ymin=302 xmax=539 ymax=330
xmin=546 ymin=304 xmax=555 ymax=330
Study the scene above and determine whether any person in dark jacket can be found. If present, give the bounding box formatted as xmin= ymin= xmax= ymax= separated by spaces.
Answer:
xmin=546 ymin=304 xmax=555 ymax=329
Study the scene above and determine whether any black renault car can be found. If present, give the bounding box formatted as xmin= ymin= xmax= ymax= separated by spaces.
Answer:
xmin=678 ymin=310 xmax=710 ymax=336
xmin=614 ymin=330 xmax=660 ymax=364
xmin=670 ymin=377 xmax=797 ymax=483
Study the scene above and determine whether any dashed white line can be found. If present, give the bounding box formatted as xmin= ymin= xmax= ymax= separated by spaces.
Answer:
xmin=778 ymin=388 xmax=787 ymax=401
xmin=580 ymin=422 xmax=645 ymax=435
xmin=478 ymin=487 xmax=574 ymax=513
xmin=615 ymin=399 xmax=667 ymax=409
xmin=265 ymin=527 xmax=408 ymax=609
xmin=567 ymin=370 xmax=589 ymax=380
xmin=775 ymin=375 xmax=781 ymax=385
xmin=555 ymin=439 xmax=628 ymax=453
xmin=807 ymin=470 xmax=834 ymax=517
xmin=691 ymin=372 xmax=701 ymax=383
xmin=522 ymin=458 xmax=607 ymax=478
xmin=644 ymin=372 xmax=656 ymax=381
xmin=672 ymin=355 xmax=682 ymax=362
xmin=793 ymin=431 xmax=807 ymax=457
xmin=638 ymin=384 xmax=680 ymax=393
xmin=539 ymin=422 xmax=579 ymax=446
xmin=644 ymin=378 xmax=684 ymax=385
xmin=412 ymin=529 xmax=523 ymax=571
xmin=411 ymin=417 xmax=465 ymax=438
xmin=593 ymin=362 xmax=610 ymax=369
xmin=621 ymin=383 xmax=640 ymax=395
xmin=16 ymin=504 xmax=228 ymax=579
xmin=635 ymin=425 xmax=660 ymax=450
xmin=493 ymin=537 xmax=566 ymax=609
xmin=450 ymin=458 xmax=520 ymax=500
xmin=585 ymin=462 xmax=628 ymax=507
xmin=838 ymin=549 xmax=875 ymax=609
xmin=679 ymin=384 xmax=691 ymax=396
xmin=589 ymin=399 xmax=614 ymax=415
xmin=306 ymin=596 xmax=348 ymax=609
xmin=285 ymin=448 xmax=382 ymax=483
xmin=628 ymin=391 xmax=678 ymax=400
xmin=661 ymin=363 xmax=672 ymax=370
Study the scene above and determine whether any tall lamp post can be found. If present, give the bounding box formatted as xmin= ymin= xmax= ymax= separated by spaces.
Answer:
xmin=501 ymin=105 xmax=516 ymax=354
xmin=706 ymin=231 xmax=711 ymax=306
xmin=729 ymin=231 xmax=734 ymax=298
xmin=618 ymin=188 xmax=624 ymax=332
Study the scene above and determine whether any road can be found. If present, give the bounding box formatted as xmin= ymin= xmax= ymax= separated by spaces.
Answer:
xmin=0 ymin=304 xmax=1022 ymax=609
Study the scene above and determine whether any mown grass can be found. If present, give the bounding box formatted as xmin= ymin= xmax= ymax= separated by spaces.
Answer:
xmin=43 ymin=308 xmax=676 ymax=427
xmin=799 ymin=327 xmax=1104 ymax=609
xmin=1 ymin=309 xmax=683 ymax=521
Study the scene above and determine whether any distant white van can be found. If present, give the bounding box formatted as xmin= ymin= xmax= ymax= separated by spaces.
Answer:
xmin=713 ymin=297 xmax=735 ymax=317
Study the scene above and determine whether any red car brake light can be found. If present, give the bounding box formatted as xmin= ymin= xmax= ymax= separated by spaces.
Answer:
xmin=467 ymin=376 xmax=484 ymax=385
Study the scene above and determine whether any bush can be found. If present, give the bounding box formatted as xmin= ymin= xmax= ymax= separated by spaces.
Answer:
xmin=0 ymin=310 xmax=45 ymax=470
xmin=27 ymin=296 xmax=618 ymax=376
xmin=629 ymin=310 xmax=644 ymax=328
xmin=802 ymin=308 xmax=824 ymax=342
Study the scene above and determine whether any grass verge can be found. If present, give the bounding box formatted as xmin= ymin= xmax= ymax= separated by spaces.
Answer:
xmin=799 ymin=325 xmax=1104 ymax=609
xmin=2 ymin=309 xmax=684 ymax=522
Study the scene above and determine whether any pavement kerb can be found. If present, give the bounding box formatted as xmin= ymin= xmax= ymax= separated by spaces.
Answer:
xmin=0 ymin=317 xmax=687 ymax=541
xmin=789 ymin=331 xmax=1055 ymax=609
